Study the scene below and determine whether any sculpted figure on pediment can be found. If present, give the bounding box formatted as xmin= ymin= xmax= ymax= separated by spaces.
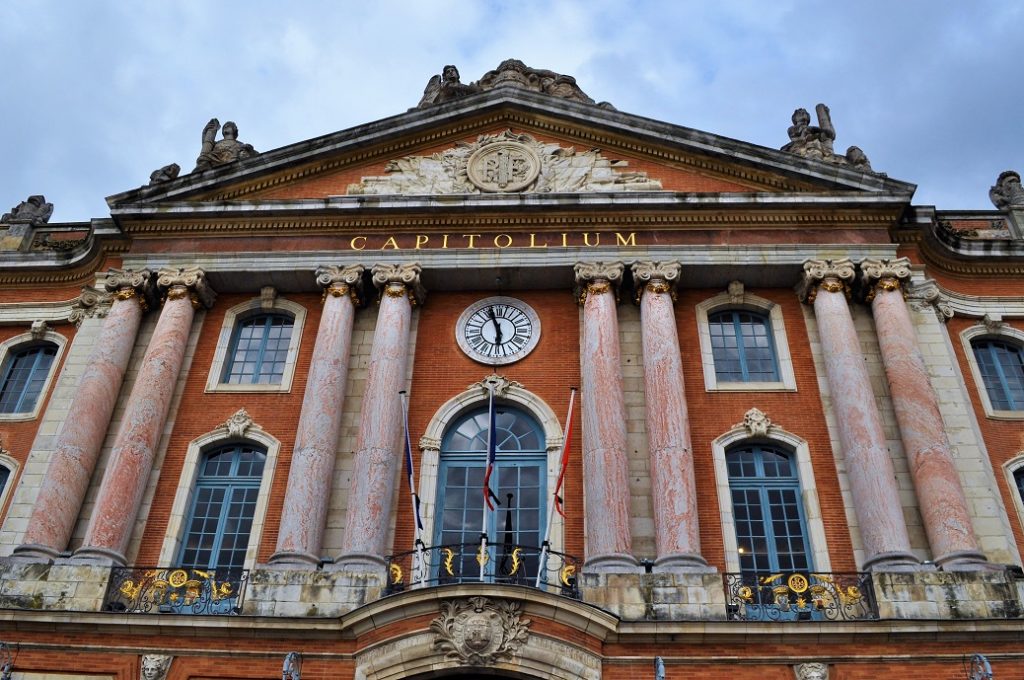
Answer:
xmin=416 ymin=64 xmax=481 ymax=109
xmin=194 ymin=118 xmax=258 ymax=171
xmin=148 ymin=163 xmax=180 ymax=185
xmin=781 ymin=104 xmax=880 ymax=174
xmin=348 ymin=130 xmax=661 ymax=195
xmin=990 ymin=170 xmax=1024 ymax=210
xmin=2 ymin=195 xmax=53 ymax=225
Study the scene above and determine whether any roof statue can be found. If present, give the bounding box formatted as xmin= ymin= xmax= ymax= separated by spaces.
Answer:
xmin=989 ymin=170 xmax=1024 ymax=210
xmin=781 ymin=103 xmax=879 ymax=173
xmin=1 ymin=195 xmax=54 ymax=225
xmin=415 ymin=59 xmax=612 ymax=109
xmin=148 ymin=163 xmax=181 ymax=186
xmin=194 ymin=118 xmax=258 ymax=171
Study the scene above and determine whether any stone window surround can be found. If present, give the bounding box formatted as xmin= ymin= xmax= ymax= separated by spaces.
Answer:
xmin=204 ymin=296 xmax=306 ymax=394
xmin=417 ymin=379 xmax=566 ymax=558
xmin=157 ymin=419 xmax=280 ymax=570
xmin=0 ymin=451 xmax=19 ymax=519
xmin=712 ymin=421 xmax=831 ymax=573
xmin=0 ymin=329 xmax=67 ymax=422
xmin=960 ymin=323 xmax=1024 ymax=420
xmin=695 ymin=291 xmax=797 ymax=392
xmin=1004 ymin=453 xmax=1024 ymax=536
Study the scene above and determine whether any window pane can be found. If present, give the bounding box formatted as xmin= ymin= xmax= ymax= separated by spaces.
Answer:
xmin=223 ymin=314 xmax=294 ymax=385
xmin=709 ymin=311 xmax=779 ymax=383
xmin=0 ymin=344 xmax=57 ymax=414
xmin=973 ymin=340 xmax=1024 ymax=410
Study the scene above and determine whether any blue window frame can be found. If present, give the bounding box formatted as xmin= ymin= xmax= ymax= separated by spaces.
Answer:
xmin=436 ymin=406 xmax=546 ymax=582
xmin=727 ymin=444 xmax=811 ymax=577
xmin=178 ymin=444 xmax=266 ymax=570
xmin=708 ymin=310 xmax=779 ymax=382
xmin=0 ymin=343 xmax=57 ymax=414
xmin=222 ymin=313 xmax=294 ymax=385
xmin=972 ymin=339 xmax=1024 ymax=411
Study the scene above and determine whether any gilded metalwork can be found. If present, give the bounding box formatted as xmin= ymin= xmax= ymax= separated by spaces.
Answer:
xmin=104 ymin=566 xmax=247 ymax=615
xmin=864 ymin=277 xmax=903 ymax=303
xmin=385 ymin=542 xmax=580 ymax=598
xmin=166 ymin=286 xmax=189 ymax=301
xmin=114 ymin=288 xmax=137 ymax=301
xmin=476 ymin=543 xmax=490 ymax=568
xmin=389 ymin=563 xmax=403 ymax=586
xmin=724 ymin=572 xmax=875 ymax=622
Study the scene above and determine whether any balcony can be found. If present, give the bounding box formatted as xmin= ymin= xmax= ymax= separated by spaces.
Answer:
xmin=102 ymin=566 xmax=247 ymax=615
xmin=724 ymin=571 xmax=876 ymax=621
xmin=384 ymin=542 xmax=581 ymax=599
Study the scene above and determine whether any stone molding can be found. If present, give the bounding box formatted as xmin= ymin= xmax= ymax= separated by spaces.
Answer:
xmin=430 ymin=596 xmax=531 ymax=666
xmin=631 ymin=260 xmax=680 ymax=303
xmin=371 ymin=263 xmax=425 ymax=305
xmin=156 ymin=266 xmax=216 ymax=309
xmin=316 ymin=264 xmax=365 ymax=305
xmin=797 ymin=257 xmax=855 ymax=303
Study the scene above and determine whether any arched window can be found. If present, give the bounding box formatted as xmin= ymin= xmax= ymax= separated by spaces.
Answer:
xmin=177 ymin=443 xmax=266 ymax=570
xmin=0 ymin=464 xmax=10 ymax=503
xmin=0 ymin=343 xmax=57 ymax=414
xmin=971 ymin=339 xmax=1024 ymax=411
xmin=222 ymin=313 xmax=295 ymax=385
xmin=708 ymin=310 xmax=779 ymax=383
xmin=1015 ymin=468 xmax=1024 ymax=510
xmin=727 ymin=444 xmax=811 ymax=577
xmin=436 ymin=405 xmax=546 ymax=582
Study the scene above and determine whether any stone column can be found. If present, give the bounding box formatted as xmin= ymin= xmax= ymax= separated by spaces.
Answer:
xmin=798 ymin=259 xmax=918 ymax=571
xmin=334 ymin=263 xmax=424 ymax=572
xmin=631 ymin=261 xmax=710 ymax=572
xmin=862 ymin=258 xmax=989 ymax=570
xmin=72 ymin=267 xmax=215 ymax=565
xmin=13 ymin=270 xmax=153 ymax=562
xmin=269 ymin=265 xmax=364 ymax=568
xmin=575 ymin=262 xmax=639 ymax=573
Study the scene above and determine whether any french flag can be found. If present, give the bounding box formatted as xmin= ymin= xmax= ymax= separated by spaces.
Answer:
xmin=483 ymin=383 xmax=499 ymax=510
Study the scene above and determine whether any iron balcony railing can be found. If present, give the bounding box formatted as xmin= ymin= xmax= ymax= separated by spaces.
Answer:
xmin=385 ymin=541 xmax=580 ymax=598
xmin=724 ymin=571 xmax=876 ymax=621
xmin=103 ymin=566 xmax=247 ymax=615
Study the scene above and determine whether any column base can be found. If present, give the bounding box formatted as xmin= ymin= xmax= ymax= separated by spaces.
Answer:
xmin=69 ymin=545 xmax=126 ymax=567
xmin=9 ymin=543 xmax=61 ymax=564
xmin=652 ymin=553 xmax=717 ymax=574
xmin=266 ymin=550 xmax=321 ymax=569
xmin=327 ymin=551 xmax=387 ymax=577
xmin=862 ymin=550 xmax=927 ymax=572
xmin=935 ymin=549 xmax=1001 ymax=572
xmin=584 ymin=552 xmax=642 ymax=574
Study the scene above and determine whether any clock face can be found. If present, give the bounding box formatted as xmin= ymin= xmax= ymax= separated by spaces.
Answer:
xmin=456 ymin=296 xmax=541 ymax=365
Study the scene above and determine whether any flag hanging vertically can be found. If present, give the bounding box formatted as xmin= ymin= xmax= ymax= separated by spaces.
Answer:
xmin=400 ymin=391 xmax=423 ymax=532
xmin=553 ymin=387 xmax=577 ymax=517
xmin=483 ymin=382 xmax=499 ymax=510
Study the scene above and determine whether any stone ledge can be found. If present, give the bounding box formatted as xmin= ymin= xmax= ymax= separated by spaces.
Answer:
xmin=872 ymin=569 xmax=1023 ymax=620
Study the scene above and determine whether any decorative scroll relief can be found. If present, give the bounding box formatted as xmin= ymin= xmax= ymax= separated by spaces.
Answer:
xmin=348 ymin=130 xmax=662 ymax=195
xmin=431 ymin=596 xmax=530 ymax=666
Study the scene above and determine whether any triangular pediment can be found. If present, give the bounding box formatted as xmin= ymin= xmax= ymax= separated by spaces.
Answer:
xmin=107 ymin=88 xmax=915 ymax=218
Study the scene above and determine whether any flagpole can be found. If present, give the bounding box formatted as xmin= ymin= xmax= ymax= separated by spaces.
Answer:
xmin=400 ymin=391 xmax=426 ymax=586
xmin=536 ymin=387 xmax=576 ymax=589
xmin=480 ymin=380 xmax=496 ymax=581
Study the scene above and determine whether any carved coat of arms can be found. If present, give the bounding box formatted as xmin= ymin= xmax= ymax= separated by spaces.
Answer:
xmin=430 ymin=596 xmax=531 ymax=665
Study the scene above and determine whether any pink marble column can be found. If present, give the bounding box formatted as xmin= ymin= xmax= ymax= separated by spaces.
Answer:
xmin=14 ymin=270 xmax=153 ymax=561
xmin=72 ymin=267 xmax=215 ymax=565
xmin=631 ymin=261 xmax=711 ymax=572
xmin=270 ymin=265 xmax=364 ymax=567
xmin=799 ymin=258 xmax=918 ymax=571
xmin=575 ymin=262 xmax=639 ymax=573
xmin=862 ymin=258 xmax=989 ymax=570
xmin=335 ymin=263 xmax=424 ymax=572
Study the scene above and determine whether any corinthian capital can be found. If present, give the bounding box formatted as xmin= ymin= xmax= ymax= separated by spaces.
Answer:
xmin=371 ymin=262 xmax=426 ymax=305
xmin=860 ymin=257 xmax=912 ymax=302
xmin=631 ymin=260 xmax=681 ymax=303
xmin=316 ymin=264 xmax=365 ymax=305
xmin=156 ymin=266 xmax=216 ymax=309
xmin=797 ymin=258 xmax=855 ymax=303
xmin=574 ymin=261 xmax=624 ymax=305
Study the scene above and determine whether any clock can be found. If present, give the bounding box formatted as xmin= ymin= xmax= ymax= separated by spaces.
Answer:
xmin=456 ymin=296 xmax=541 ymax=365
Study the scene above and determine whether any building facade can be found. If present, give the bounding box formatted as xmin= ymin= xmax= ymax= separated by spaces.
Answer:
xmin=0 ymin=61 xmax=1023 ymax=680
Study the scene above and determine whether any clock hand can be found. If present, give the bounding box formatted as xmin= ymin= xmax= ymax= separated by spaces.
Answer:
xmin=488 ymin=307 xmax=503 ymax=345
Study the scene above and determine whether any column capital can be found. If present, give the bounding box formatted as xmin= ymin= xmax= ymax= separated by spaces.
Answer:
xmin=102 ymin=268 xmax=155 ymax=311
xmin=68 ymin=285 xmax=113 ymax=325
xmin=371 ymin=263 xmax=425 ymax=306
xmin=316 ymin=264 xmax=365 ymax=305
xmin=905 ymin=279 xmax=954 ymax=322
xmin=156 ymin=266 xmax=216 ymax=309
xmin=797 ymin=258 xmax=855 ymax=304
xmin=860 ymin=257 xmax=912 ymax=302
xmin=631 ymin=261 xmax=680 ymax=304
xmin=574 ymin=261 xmax=624 ymax=305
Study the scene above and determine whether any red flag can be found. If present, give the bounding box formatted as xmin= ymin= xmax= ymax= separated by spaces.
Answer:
xmin=553 ymin=388 xmax=577 ymax=517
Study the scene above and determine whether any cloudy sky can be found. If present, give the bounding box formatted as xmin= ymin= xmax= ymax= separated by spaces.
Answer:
xmin=2 ymin=1 xmax=1021 ymax=223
